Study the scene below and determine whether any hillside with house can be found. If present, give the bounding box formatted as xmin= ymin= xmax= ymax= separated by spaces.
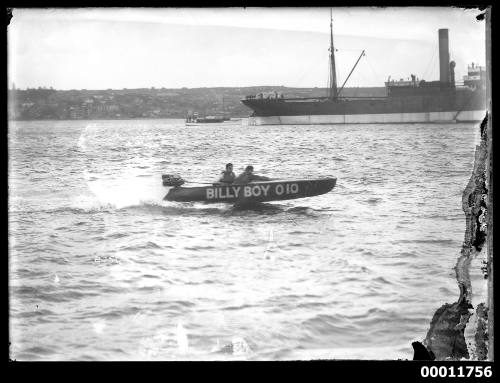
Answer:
xmin=7 ymin=86 xmax=386 ymax=121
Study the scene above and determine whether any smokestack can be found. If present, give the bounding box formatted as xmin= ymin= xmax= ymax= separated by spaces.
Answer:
xmin=439 ymin=29 xmax=450 ymax=84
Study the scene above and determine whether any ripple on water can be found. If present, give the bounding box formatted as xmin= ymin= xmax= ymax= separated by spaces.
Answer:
xmin=371 ymin=276 xmax=393 ymax=285
xmin=301 ymin=314 xmax=359 ymax=336
xmin=120 ymin=241 xmax=162 ymax=251
xmin=20 ymin=346 xmax=58 ymax=357
xmin=184 ymin=246 xmax=216 ymax=251
xmin=365 ymin=197 xmax=383 ymax=205
xmin=13 ymin=285 xmax=102 ymax=303
xmin=16 ymin=309 xmax=56 ymax=318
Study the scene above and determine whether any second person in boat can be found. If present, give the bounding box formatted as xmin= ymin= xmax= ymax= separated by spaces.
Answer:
xmin=234 ymin=165 xmax=272 ymax=184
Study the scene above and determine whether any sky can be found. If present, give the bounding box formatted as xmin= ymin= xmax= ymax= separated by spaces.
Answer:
xmin=7 ymin=7 xmax=487 ymax=90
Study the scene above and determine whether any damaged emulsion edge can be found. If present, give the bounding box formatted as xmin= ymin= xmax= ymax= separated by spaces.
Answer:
xmin=415 ymin=7 xmax=493 ymax=361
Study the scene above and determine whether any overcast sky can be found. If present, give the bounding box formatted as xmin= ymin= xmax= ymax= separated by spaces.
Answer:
xmin=8 ymin=7 xmax=486 ymax=90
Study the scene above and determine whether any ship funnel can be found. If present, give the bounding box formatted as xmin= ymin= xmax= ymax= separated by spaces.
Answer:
xmin=439 ymin=29 xmax=450 ymax=84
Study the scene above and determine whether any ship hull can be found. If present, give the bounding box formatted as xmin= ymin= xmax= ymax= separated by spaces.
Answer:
xmin=242 ymin=88 xmax=486 ymax=125
xmin=248 ymin=110 xmax=485 ymax=125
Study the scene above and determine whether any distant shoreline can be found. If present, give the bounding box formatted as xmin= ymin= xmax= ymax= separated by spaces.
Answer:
xmin=8 ymin=86 xmax=385 ymax=121
xmin=8 ymin=117 xmax=246 ymax=122
xmin=9 ymin=117 xmax=201 ymax=122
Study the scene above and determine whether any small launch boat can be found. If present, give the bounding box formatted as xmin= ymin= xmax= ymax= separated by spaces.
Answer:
xmin=161 ymin=176 xmax=337 ymax=203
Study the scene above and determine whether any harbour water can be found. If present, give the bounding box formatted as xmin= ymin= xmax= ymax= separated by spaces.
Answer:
xmin=8 ymin=119 xmax=482 ymax=360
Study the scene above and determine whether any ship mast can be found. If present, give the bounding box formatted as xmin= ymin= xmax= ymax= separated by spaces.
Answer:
xmin=329 ymin=9 xmax=338 ymax=100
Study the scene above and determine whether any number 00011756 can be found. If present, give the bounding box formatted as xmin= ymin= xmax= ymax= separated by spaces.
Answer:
xmin=421 ymin=366 xmax=492 ymax=378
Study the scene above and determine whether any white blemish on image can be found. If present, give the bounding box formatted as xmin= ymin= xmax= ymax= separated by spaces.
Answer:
xmin=92 ymin=320 xmax=106 ymax=334
xmin=176 ymin=321 xmax=189 ymax=354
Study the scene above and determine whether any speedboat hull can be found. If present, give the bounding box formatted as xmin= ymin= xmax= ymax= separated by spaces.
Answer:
xmin=164 ymin=178 xmax=337 ymax=203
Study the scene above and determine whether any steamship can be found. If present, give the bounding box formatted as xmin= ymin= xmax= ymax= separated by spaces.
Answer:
xmin=241 ymin=14 xmax=486 ymax=125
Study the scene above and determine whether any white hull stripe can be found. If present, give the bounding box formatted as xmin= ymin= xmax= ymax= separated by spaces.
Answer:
xmin=248 ymin=110 xmax=486 ymax=125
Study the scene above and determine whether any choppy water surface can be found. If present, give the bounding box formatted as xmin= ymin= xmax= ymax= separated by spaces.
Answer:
xmin=9 ymin=119 xmax=481 ymax=360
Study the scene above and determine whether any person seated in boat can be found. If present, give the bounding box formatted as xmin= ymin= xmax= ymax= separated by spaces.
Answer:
xmin=234 ymin=165 xmax=272 ymax=184
xmin=215 ymin=163 xmax=235 ymax=185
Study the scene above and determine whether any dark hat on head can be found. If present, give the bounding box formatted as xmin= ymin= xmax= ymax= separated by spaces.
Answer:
xmin=245 ymin=165 xmax=254 ymax=171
